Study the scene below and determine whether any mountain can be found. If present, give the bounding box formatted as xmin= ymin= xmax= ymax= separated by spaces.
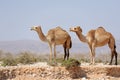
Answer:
xmin=0 ymin=40 xmax=89 ymax=54
xmin=0 ymin=40 xmax=48 ymax=54
xmin=0 ymin=40 xmax=120 ymax=54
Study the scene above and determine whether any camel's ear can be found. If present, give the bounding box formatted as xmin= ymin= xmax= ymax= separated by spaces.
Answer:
xmin=38 ymin=25 xmax=41 ymax=28
xmin=80 ymin=28 xmax=82 ymax=32
xmin=77 ymin=26 xmax=82 ymax=32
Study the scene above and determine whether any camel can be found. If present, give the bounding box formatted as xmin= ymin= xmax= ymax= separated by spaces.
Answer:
xmin=70 ymin=26 xmax=117 ymax=65
xmin=31 ymin=26 xmax=72 ymax=61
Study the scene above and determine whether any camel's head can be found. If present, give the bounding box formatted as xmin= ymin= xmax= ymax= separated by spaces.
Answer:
xmin=70 ymin=26 xmax=82 ymax=32
xmin=31 ymin=26 xmax=41 ymax=31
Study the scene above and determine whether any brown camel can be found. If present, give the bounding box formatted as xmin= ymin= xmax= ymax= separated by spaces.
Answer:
xmin=31 ymin=26 xmax=72 ymax=61
xmin=70 ymin=26 xmax=117 ymax=65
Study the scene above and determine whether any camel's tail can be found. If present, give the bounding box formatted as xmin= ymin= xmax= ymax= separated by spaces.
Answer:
xmin=70 ymin=40 xmax=72 ymax=48
xmin=64 ymin=40 xmax=72 ymax=49
xmin=114 ymin=44 xmax=116 ymax=49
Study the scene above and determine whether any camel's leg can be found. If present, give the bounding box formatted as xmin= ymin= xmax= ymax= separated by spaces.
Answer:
xmin=67 ymin=49 xmax=69 ymax=60
xmin=114 ymin=45 xmax=118 ymax=65
xmin=49 ymin=44 xmax=52 ymax=62
xmin=90 ymin=51 xmax=93 ymax=64
xmin=89 ymin=46 xmax=93 ymax=64
xmin=92 ymin=48 xmax=95 ymax=65
xmin=108 ymin=38 xmax=118 ymax=65
xmin=114 ymin=50 xmax=117 ymax=65
xmin=108 ymin=42 xmax=118 ymax=65
xmin=91 ymin=43 xmax=96 ymax=65
xmin=109 ymin=49 xmax=117 ymax=65
xmin=64 ymin=47 xmax=67 ymax=60
xmin=53 ymin=44 xmax=56 ymax=61
xmin=109 ymin=50 xmax=114 ymax=65
xmin=89 ymin=43 xmax=95 ymax=65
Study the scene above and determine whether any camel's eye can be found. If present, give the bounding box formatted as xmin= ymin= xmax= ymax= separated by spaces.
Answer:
xmin=74 ymin=28 xmax=77 ymax=30
xmin=35 ymin=27 xmax=38 ymax=29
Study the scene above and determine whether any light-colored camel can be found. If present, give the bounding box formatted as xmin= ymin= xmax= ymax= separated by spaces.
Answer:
xmin=70 ymin=26 xmax=117 ymax=65
xmin=31 ymin=26 xmax=72 ymax=61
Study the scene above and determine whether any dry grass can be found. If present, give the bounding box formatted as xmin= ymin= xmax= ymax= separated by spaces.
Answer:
xmin=0 ymin=50 xmax=120 ymax=66
xmin=0 ymin=50 xmax=120 ymax=80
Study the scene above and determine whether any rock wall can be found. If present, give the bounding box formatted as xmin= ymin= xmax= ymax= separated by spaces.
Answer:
xmin=0 ymin=63 xmax=120 ymax=80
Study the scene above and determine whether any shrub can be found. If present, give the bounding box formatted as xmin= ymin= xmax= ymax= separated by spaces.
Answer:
xmin=1 ymin=57 xmax=17 ymax=66
xmin=1 ymin=52 xmax=18 ymax=66
xmin=17 ymin=52 xmax=37 ymax=64
xmin=62 ymin=58 xmax=80 ymax=69
xmin=0 ymin=50 xmax=3 ymax=61
xmin=56 ymin=58 xmax=64 ymax=63
xmin=36 ymin=55 xmax=48 ymax=62
xmin=79 ymin=58 xmax=89 ymax=63
xmin=96 ymin=59 xmax=103 ymax=63
xmin=46 ymin=59 xmax=58 ymax=66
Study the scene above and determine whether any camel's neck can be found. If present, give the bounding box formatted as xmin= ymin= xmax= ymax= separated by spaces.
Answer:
xmin=36 ymin=27 xmax=47 ymax=42
xmin=76 ymin=31 xmax=87 ymax=43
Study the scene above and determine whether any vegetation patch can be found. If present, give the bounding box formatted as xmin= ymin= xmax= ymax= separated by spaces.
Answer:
xmin=17 ymin=52 xmax=38 ymax=64
xmin=1 ymin=58 xmax=17 ymax=66
xmin=0 ymin=50 xmax=120 ymax=66
xmin=61 ymin=58 xmax=80 ymax=69
xmin=47 ymin=59 xmax=58 ymax=66
xmin=0 ymin=51 xmax=41 ymax=66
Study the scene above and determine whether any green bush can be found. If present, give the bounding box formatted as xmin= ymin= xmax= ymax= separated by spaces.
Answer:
xmin=62 ymin=58 xmax=80 ymax=69
xmin=79 ymin=58 xmax=89 ymax=63
xmin=1 ymin=52 xmax=40 ymax=66
xmin=0 ymin=50 xmax=3 ymax=61
xmin=1 ymin=58 xmax=17 ymax=66
xmin=56 ymin=58 xmax=64 ymax=63
xmin=1 ymin=52 xmax=17 ymax=66
xmin=47 ymin=60 xmax=58 ymax=66
xmin=17 ymin=52 xmax=38 ymax=64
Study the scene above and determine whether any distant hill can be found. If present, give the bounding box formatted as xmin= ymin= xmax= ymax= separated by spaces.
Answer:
xmin=0 ymin=40 xmax=48 ymax=54
xmin=0 ymin=40 xmax=120 ymax=54
xmin=0 ymin=40 xmax=87 ymax=54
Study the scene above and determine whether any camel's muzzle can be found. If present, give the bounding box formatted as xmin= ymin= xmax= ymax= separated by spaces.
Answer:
xmin=31 ymin=27 xmax=35 ymax=31
xmin=69 ymin=28 xmax=74 ymax=32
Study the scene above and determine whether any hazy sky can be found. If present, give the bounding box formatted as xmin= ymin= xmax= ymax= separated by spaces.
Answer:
xmin=0 ymin=0 xmax=120 ymax=41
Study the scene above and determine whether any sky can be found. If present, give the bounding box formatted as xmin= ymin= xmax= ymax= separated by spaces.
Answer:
xmin=0 ymin=0 xmax=120 ymax=41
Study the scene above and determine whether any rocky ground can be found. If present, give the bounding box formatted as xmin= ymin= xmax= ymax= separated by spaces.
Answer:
xmin=0 ymin=62 xmax=120 ymax=80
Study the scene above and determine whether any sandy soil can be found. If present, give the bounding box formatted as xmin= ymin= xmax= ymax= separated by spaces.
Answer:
xmin=0 ymin=62 xmax=120 ymax=80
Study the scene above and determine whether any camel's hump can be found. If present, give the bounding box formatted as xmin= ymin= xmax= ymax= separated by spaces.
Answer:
xmin=95 ymin=27 xmax=107 ymax=36
xmin=47 ymin=27 xmax=69 ymax=36
xmin=97 ymin=26 xmax=106 ymax=32
xmin=54 ymin=27 xmax=68 ymax=33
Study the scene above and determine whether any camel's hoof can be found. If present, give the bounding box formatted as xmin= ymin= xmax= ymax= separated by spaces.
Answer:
xmin=47 ymin=60 xmax=58 ymax=66
xmin=89 ymin=63 xmax=96 ymax=65
xmin=89 ymin=63 xmax=93 ymax=65
xmin=115 ymin=63 xmax=117 ymax=65
xmin=92 ymin=63 xmax=96 ymax=65
xmin=109 ymin=63 xmax=112 ymax=65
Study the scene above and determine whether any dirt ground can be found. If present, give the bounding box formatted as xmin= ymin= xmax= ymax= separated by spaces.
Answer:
xmin=0 ymin=62 xmax=120 ymax=80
